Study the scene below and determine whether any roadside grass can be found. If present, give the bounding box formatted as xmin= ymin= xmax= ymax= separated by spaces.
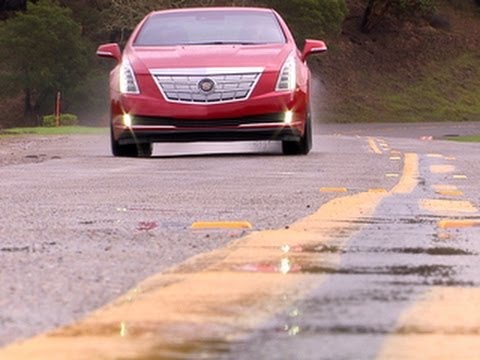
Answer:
xmin=0 ymin=126 xmax=108 ymax=136
xmin=327 ymin=51 xmax=480 ymax=123
xmin=445 ymin=135 xmax=480 ymax=142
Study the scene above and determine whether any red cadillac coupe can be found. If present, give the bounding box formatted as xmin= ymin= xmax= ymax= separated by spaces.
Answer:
xmin=97 ymin=7 xmax=327 ymax=157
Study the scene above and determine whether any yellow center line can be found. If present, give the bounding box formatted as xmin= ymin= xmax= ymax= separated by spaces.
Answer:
xmin=378 ymin=288 xmax=480 ymax=360
xmin=0 ymin=154 xmax=420 ymax=360
xmin=369 ymin=188 xmax=388 ymax=193
xmin=391 ymin=153 xmax=419 ymax=194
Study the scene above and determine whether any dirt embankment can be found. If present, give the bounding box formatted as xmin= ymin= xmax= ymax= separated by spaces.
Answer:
xmin=314 ymin=0 xmax=480 ymax=123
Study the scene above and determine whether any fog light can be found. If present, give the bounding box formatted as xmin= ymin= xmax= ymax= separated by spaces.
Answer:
xmin=123 ymin=114 xmax=132 ymax=128
xmin=284 ymin=111 xmax=293 ymax=124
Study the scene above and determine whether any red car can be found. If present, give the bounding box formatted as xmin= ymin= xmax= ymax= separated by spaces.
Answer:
xmin=97 ymin=7 xmax=326 ymax=157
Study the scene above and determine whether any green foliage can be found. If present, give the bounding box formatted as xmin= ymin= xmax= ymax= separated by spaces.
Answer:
xmin=329 ymin=52 xmax=480 ymax=123
xmin=258 ymin=0 xmax=348 ymax=41
xmin=42 ymin=113 xmax=79 ymax=127
xmin=446 ymin=136 xmax=480 ymax=142
xmin=393 ymin=0 xmax=435 ymax=16
xmin=0 ymin=0 xmax=91 ymax=123
xmin=361 ymin=0 xmax=436 ymax=33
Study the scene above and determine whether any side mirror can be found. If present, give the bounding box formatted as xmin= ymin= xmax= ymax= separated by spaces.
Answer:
xmin=96 ymin=43 xmax=122 ymax=63
xmin=301 ymin=40 xmax=327 ymax=62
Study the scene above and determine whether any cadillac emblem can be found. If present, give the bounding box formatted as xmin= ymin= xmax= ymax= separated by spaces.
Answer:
xmin=198 ymin=78 xmax=216 ymax=93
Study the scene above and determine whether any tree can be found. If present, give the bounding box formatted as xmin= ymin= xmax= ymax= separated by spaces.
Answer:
xmin=0 ymin=0 xmax=90 ymax=125
xmin=361 ymin=0 xmax=435 ymax=33
xmin=0 ymin=0 xmax=26 ymax=11
xmin=260 ymin=0 xmax=347 ymax=42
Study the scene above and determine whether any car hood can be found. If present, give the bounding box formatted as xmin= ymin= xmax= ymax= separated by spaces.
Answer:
xmin=127 ymin=44 xmax=291 ymax=74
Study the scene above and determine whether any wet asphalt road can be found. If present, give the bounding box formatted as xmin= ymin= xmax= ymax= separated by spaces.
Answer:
xmin=1 ymin=122 xmax=480 ymax=359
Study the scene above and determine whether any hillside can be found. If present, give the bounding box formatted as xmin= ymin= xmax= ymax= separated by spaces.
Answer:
xmin=313 ymin=0 xmax=480 ymax=123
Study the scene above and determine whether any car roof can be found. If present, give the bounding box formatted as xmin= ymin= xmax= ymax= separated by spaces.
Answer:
xmin=148 ymin=7 xmax=275 ymax=17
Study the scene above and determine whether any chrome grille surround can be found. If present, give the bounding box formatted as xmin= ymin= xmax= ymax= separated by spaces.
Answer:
xmin=151 ymin=67 xmax=264 ymax=104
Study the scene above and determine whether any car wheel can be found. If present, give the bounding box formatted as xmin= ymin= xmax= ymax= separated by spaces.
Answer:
xmin=111 ymin=125 xmax=152 ymax=157
xmin=282 ymin=112 xmax=313 ymax=155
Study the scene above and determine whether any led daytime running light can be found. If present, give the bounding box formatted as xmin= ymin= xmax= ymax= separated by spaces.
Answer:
xmin=120 ymin=60 xmax=140 ymax=94
xmin=276 ymin=54 xmax=296 ymax=92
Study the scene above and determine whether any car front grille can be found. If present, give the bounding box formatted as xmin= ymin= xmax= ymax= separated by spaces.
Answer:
xmin=151 ymin=68 xmax=263 ymax=104
xmin=131 ymin=113 xmax=285 ymax=127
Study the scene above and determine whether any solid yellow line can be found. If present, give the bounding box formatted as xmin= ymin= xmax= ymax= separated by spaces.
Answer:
xmin=191 ymin=221 xmax=252 ymax=229
xmin=378 ymin=288 xmax=480 ymax=359
xmin=368 ymin=138 xmax=383 ymax=155
xmin=391 ymin=153 xmax=419 ymax=194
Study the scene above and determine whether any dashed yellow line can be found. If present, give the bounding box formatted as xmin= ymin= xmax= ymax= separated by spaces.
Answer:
xmin=432 ymin=184 xmax=458 ymax=191
xmin=420 ymin=199 xmax=478 ymax=214
xmin=453 ymin=174 xmax=468 ymax=180
xmin=427 ymin=153 xmax=444 ymax=158
xmin=435 ymin=189 xmax=464 ymax=197
xmin=368 ymin=138 xmax=383 ymax=155
xmin=438 ymin=219 xmax=480 ymax=229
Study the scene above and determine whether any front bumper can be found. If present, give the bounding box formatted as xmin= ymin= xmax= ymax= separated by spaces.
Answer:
xmin=111 ymin=86 xmax=308 ymax=144
xmin=115 ymin=113 xmax=303 ymax=144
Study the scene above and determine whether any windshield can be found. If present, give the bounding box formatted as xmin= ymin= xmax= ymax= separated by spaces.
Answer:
xmin=134 ymin=10 xmax=286 ymax=46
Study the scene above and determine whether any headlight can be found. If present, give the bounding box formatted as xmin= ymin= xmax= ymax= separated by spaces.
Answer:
xmin=276 ymin=54 xmax=296 ymax=92
xmin=119 ymin=60 xmax=140 ymax=94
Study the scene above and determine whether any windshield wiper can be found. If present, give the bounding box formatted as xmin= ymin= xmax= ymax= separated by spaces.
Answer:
xmin=179 ymin=41 xmax=264 ymax=46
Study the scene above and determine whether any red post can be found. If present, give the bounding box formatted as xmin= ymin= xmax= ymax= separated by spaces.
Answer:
xmin=55 ymin=91 xmax=61 ymax=127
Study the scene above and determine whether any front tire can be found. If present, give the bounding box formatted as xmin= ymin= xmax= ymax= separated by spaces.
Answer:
xmin=282 ymin=112 xmax=313 ymax=155
xmin=111 ymin=126 xmax=152 ymax=158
